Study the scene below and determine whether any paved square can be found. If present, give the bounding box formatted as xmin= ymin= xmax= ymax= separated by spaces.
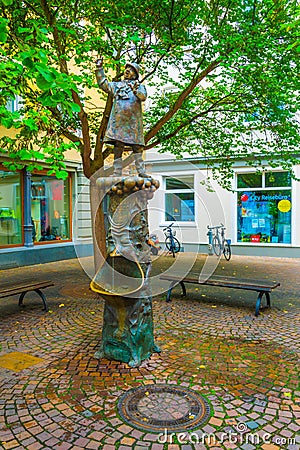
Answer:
xmin=0 ymin=255 xmax=299 ymax=449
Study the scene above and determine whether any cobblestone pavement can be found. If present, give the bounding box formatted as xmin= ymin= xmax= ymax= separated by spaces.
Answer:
xmin=0 ymin=255 xmax=299 ymax=450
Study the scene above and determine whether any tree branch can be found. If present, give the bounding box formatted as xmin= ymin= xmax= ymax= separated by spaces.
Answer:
xmin=145 ymin=93 xmax=240 ymax=149
xmin=22 ymin=1 xmax=43 ymax=18
xmin=145 ymin=58 xmax=221 ymax=143
xmin=71 ymin=90 xmax=92 ymax=178
xmin=102 ymin=145 xmax=113 ymax=160
xmin=39 ymin=0 xmax=68 ymax=76
xmin=141 ymin=48 xmax=172 ymax=83
xmin=93 ymin=95 xmax=113 ymax=167
xmin=40 ymin=0 xmax=93 ymax=176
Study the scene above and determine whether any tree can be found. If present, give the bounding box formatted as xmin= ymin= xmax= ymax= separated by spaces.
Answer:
xmin=0 ymin=0 xmax=299 ymax=254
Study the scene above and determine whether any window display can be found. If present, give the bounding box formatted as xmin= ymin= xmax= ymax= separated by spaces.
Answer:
xmin=237 ymin=171 xmax=291 ymax=244
xmin=0 ymin=170 xmax=22 ymax=246
xmin=31 ymin=175 xmax=71 ymax=242
xmin=0 ymin=168 xmax=72 ymax=248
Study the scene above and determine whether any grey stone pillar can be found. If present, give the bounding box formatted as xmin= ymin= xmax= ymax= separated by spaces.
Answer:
xmin=23 ymin=170 xmax=34 ymax=247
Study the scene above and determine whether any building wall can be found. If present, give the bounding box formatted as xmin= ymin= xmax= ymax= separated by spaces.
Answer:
xmin=146 ymin=154 xmax=300 ymax=258
xmin=75 ymin=170 xmax=92 ymax=240
xmin=0 ymin=162 xmax=93 ymax=269
xmin=0 ymin=78 xmax=98 ymax=268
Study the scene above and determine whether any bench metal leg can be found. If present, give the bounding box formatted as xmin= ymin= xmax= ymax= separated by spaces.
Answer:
xmin=255 ymin=292 xmax=263 ymax=316
xmin=19 ymin=291 xmax=26 ymax=307
xmin=18 ymin=289 xmax=49 ymax=312
xmin=265 ymin=292 xmax=271 ymax=308
xmin=180 ymin=281 xmax=186 ymax=297
xmin=166 ymin=281 xmax=186 ymax=303
xmin=35 ymin=289 xmax=49 ymax=311
xmin=255 ymin=291 xmax=272 ymax=316
xmin=166 ymin=281 xmax=176 ymax=303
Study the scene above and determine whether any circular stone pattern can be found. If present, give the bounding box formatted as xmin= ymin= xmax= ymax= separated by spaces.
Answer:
xmin=117 ymin=384 xmax=211 ymax=432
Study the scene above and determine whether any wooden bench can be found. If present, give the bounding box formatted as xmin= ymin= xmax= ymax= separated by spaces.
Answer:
xmin=0 ymin=281 xmax=54 ymax=312
xmin=160 ymin=273 xmax=280 ymax=316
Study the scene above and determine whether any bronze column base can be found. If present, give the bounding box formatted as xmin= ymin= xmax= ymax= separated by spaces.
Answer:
xmin=91 ymin=176 xmax=160 ymax=367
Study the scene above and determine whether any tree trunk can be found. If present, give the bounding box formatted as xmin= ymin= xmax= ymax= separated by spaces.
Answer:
xmin=89 ymin=175 xmax=106 ymax=273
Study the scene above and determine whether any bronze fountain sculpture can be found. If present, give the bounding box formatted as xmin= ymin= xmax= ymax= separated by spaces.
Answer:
xmin=90 ymin=58 xmax=160 ymax=367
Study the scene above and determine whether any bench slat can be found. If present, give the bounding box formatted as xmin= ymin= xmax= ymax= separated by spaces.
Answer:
xmin=0 ymin=281 xmax=54 ymax=298
xmin=160 ymin=273 xmax=280 ymax=292
xmin=160 ymin=272 xmax=280 ymax=316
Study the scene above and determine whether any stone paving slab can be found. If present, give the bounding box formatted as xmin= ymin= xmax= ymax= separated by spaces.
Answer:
xmin=0 ymin=255 xmax=299 ymax=449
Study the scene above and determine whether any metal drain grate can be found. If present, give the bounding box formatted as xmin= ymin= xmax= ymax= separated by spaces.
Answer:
xmin=117 ymin=384 xmax=211 ymax=432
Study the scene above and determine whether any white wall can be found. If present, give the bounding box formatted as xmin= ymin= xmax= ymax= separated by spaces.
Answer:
xmin=148 ymin=168 xmax=234 ymax=247
xmin=73 ymin=170 xmax=92 ymax=241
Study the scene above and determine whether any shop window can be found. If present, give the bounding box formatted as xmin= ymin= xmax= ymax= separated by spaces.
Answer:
xmin=237 ymin=173 xmax=262 ymax=189
xmin=0 ymin=170 xmax=22 ymax=246
xmin=165 ymin=176 xmax=195 ymax=222
xmin=166 ymin=177 xmax=194 ymax=190
xmin=265 ymin=171 xmax=291 ymax=188
xmin=237 ymin=171 xmax=291 ymax=244
xmin=31 ymin=174 xmax=71 ymax=243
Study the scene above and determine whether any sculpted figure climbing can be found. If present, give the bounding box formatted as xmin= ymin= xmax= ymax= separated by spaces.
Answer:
xmin=95 ymin=58 xmax=148 ymax=177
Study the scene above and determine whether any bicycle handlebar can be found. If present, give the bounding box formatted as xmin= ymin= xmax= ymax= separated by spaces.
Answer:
xmin=207 ymin=223 xmax=225 ymax=230
xmin=163 ymin=222 xmax=174 ymax=231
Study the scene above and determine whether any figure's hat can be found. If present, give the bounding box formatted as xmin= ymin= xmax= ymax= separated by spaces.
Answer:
xmin=125 ymin=62 xmax=140 ymax=79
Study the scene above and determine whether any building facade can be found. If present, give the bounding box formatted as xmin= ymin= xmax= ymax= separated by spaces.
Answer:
xmin=2 ymin=150 xmax=298 ymax=269
xmin=0 ymin=158 xmax=93 ymax=269
xmin=0 ymin=92 xmax=95 ymax=268
xmin=146 ymin=152 xmax=300 ymax=258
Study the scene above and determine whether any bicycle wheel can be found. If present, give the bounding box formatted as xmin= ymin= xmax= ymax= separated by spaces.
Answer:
xmin=172 ymin=237 xmax=181 ymax=253
xmin=212 ymin=235 xmax=222 ymax=256
xmin=165 ymin=237 xmax=181 ymax=256
xmin=223 ymin=240 xmax=231 ymax=261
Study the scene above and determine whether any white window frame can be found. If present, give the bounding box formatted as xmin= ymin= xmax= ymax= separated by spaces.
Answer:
xmin=164 ymin=174 xmax=196 ymax=224
xmin=6 ymin=95 xmax=23 ymax=113
xmin=235 ymin=169 xmax=292 ymax=245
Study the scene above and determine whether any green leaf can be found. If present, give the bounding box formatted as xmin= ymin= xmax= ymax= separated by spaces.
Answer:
xmin=0 ymin=17 xmax=8 ymax=42
xmin=53 ymin=170 xmax=68 ymax=179
xmin=22 ymin=57 xmax=34 ymax=69
xmin=36 ymin=74 xmax=55 ymax=91
xmin=40 ymin=115 xmax=49 ymax=124
xmin=36 ymin=66 xmax=56 ymax=82
xmin=50 ymin=92 xmax=64 ymax=102
xmin=23 ymin=118 xmax=38 ymax=131
xmin=38 ymin=50 xmax=48 ymax=63
xmin=0 ymin=32 xmax=7 ymax=43
xmin=71 ymin=103 xmax=81 ymax=113
xmin=18 ymin=27 xmax=31 ymax=33
xmin=19 ymin=149 xmax=32 ymax=160
xmin=1 ymin=116 xmax=13 ymax=128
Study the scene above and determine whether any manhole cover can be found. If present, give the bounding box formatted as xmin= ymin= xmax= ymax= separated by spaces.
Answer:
xmin=117 ymin=384 xmax=211 ymax=432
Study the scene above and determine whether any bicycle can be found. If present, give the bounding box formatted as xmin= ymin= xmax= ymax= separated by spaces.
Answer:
xmin=207 ymin=223 xmax=231 ymax=261
xmin=163 ymin=223 xmax=181 ymax=257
